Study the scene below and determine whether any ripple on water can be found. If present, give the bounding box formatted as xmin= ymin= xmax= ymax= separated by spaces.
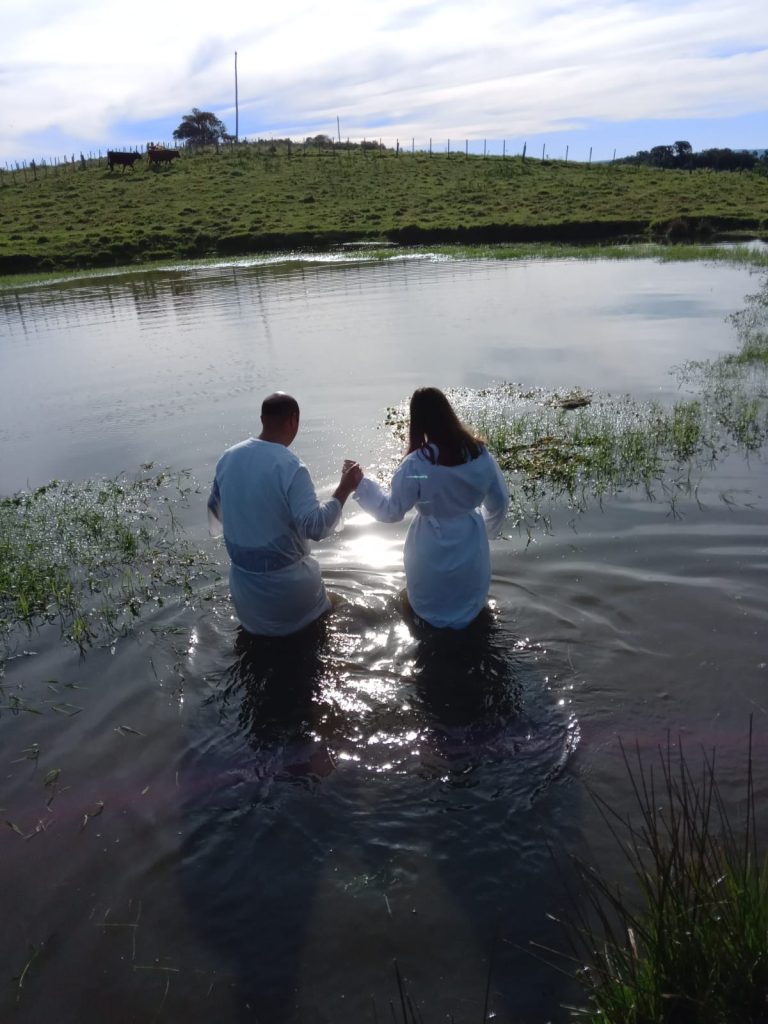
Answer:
xmin=177 ymin=574 xmax=579 ymax=869
xmin=166 ymin=576 xmax=581 ymax=1020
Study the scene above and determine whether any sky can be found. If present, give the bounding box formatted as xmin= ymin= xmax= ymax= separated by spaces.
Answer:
xmin=2 ymin=0 xmax=768 ymax=165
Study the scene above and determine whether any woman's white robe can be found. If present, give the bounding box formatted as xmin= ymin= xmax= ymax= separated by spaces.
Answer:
xmin=354 ymin=445 xmax=509 ymax=629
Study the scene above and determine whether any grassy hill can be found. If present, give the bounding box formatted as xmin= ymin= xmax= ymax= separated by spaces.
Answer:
xmin=2 ymin=145 xmax=768 ymax=274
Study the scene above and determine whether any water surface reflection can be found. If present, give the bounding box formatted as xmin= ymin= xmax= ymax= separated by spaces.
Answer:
xmin=3 ymin=255 xmax=767 ymax=1022
xmin=0 ymin=255 xmax=754 ymax=492
xmin=178 ymin=580 xmax=578 ymax=1021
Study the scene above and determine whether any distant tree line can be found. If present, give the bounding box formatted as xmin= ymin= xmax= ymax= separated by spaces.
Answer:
xmin=301 ymin=134 xmax=386 ymax=151
xmin=169 ymin=111 xmax=388 ymax=154
xmin=618 ymin=141 xmax=767 ymax=172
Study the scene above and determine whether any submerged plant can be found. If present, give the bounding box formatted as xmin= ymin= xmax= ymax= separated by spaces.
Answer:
xmin=550 ymin=726 xmax=768 ymax=1024
xmin=0 ymin=469 xmax=213 ymax=664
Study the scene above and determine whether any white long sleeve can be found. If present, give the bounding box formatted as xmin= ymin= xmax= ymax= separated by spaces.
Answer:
xmin=354 ymin=460 xmax=421 ymax=522
xmin=287 ymin=465 xmax=342 ymax=541
xmin=481 ymin=457 xmax=509 ymax=537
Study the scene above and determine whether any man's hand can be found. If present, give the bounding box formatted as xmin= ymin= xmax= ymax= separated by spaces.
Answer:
xmin=334 ymin=461 xmax=363 ymax=505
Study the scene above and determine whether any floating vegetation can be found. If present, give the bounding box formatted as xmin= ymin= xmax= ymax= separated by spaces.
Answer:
xmin=384 ymin=278 xmax=768 ymax=531
xmin=0 ymin=468 xmax=214 ymax=667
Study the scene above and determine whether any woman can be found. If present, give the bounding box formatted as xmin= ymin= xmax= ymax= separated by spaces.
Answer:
xmin=353 ymin=387 xmax=509 ymax=629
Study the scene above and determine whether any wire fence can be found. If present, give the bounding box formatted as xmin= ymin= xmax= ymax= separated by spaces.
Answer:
xmin=1 ymin=136 xmax=612 ymax=186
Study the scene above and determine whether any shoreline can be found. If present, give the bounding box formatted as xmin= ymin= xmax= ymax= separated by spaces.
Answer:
xmin=3 ymin=237 xmax=768 ymax=291
xmin=3 ymin=220 xmax=768 ymax=280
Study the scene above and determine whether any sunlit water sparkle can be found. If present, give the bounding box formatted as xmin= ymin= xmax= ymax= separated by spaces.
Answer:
xmin=1 ymin=255 xmax=767 ymax=1023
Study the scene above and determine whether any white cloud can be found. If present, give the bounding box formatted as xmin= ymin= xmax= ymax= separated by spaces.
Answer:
xmin=1 ymin=0 xmax=767 ymax=160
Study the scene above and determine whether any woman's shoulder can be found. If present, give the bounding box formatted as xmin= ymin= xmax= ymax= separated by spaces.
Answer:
xmin=404 ymin=444 xmax=438 ymax=466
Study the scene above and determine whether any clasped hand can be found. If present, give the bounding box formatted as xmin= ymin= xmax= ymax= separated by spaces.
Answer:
xmin=334 ymin=459 xmax=364 ymax=503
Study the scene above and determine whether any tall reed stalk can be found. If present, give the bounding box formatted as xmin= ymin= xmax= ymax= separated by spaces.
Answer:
xmin=554 ymin=725 xmax=768 ymax=1023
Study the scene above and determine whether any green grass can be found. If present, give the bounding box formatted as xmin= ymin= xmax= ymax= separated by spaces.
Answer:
xmin=0 ymin=469 xmax=214 ymax=665
xmin=549 ymin=726 xmax=768 ymax=1024
xmin=2 ymin=145 xmax=768 ymax=274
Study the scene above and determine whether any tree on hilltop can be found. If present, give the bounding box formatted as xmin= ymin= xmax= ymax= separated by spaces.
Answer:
xmin=673 ymin=140 xmax=693 ymax=168
xmin=649 ymin=144 xmax=675 ymax=169
xmin=173 ymin=108 xmax=228 ymax=148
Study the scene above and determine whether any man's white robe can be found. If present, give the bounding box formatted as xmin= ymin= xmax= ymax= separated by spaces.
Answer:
xmin=209 ymin=438 xmax=340 ymax=636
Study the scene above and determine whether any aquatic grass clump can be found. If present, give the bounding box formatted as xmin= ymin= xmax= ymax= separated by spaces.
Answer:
xmin=554 ymin=729 xmax=768 ymax=1024
xmin=476 ymin=392 xmax=712 ymax=518
xmin=384 ymin=275 xmax=768 ymax=530
xmin=385 ymin=384 xmax=746 ymax=529
xmin=385 ymin=380 xmax=765 ymax=529
xmin=0 ymin=469 xmax=213 ymax=663
xmin=728 ymin=277 xmax=768 ymax=361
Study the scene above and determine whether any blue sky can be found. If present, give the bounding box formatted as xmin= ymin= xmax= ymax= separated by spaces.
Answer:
xmin=2 ymin=0 xmax=767 ymax=165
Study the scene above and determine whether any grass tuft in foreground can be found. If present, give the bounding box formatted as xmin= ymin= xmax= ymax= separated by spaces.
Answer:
xmin=551 ymin=725 xmax=768 ymax=1023
xmin=0 ymin=468 xmax=213 ymax=664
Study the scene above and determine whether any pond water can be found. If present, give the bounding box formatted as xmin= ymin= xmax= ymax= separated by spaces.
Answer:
xmin=1 ymin=254 xmax=767 ymax=1023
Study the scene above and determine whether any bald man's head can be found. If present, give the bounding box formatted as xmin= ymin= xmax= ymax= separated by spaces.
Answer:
xmin=259 ymin=392 xmax=300 ymax=446
xmin=261 ymin=392 xmax=300 ymax=423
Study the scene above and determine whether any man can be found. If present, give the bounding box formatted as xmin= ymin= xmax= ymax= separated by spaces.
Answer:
xmin=208 ymin=392 xmax=362 ymax=636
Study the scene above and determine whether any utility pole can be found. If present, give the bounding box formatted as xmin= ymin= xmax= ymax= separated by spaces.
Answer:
xmin=234 ymin=51 xmax=239 ymax=142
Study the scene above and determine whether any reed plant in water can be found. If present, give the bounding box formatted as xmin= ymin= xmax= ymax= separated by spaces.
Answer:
xmin=553 ymin=726 xmax=768 ymax=1023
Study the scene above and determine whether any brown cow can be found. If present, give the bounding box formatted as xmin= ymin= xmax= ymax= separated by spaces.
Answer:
xmin=107 ymin=150 xmax=142 ymax=171
xmin=147 ymin=148 xmax=180 ymax=167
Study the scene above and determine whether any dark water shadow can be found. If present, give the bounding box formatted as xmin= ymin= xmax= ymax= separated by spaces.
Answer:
xmin=407 ymin=605 xmax=522 ymax=723
xmin=392 ymin=606 xmax=580 ymax=1021
xmin=177 ymin=595 xmax=580 ymax=1022
xmin=177 ymin=616 xmax=338 ymax=1022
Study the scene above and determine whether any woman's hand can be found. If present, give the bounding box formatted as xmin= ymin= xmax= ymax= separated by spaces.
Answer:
xmin=343 ymin=460 xmax=363 ymax=482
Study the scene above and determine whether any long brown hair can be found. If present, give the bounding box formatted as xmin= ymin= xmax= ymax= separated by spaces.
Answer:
xmin=406 ymin=387 xmax=484 ymax=466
